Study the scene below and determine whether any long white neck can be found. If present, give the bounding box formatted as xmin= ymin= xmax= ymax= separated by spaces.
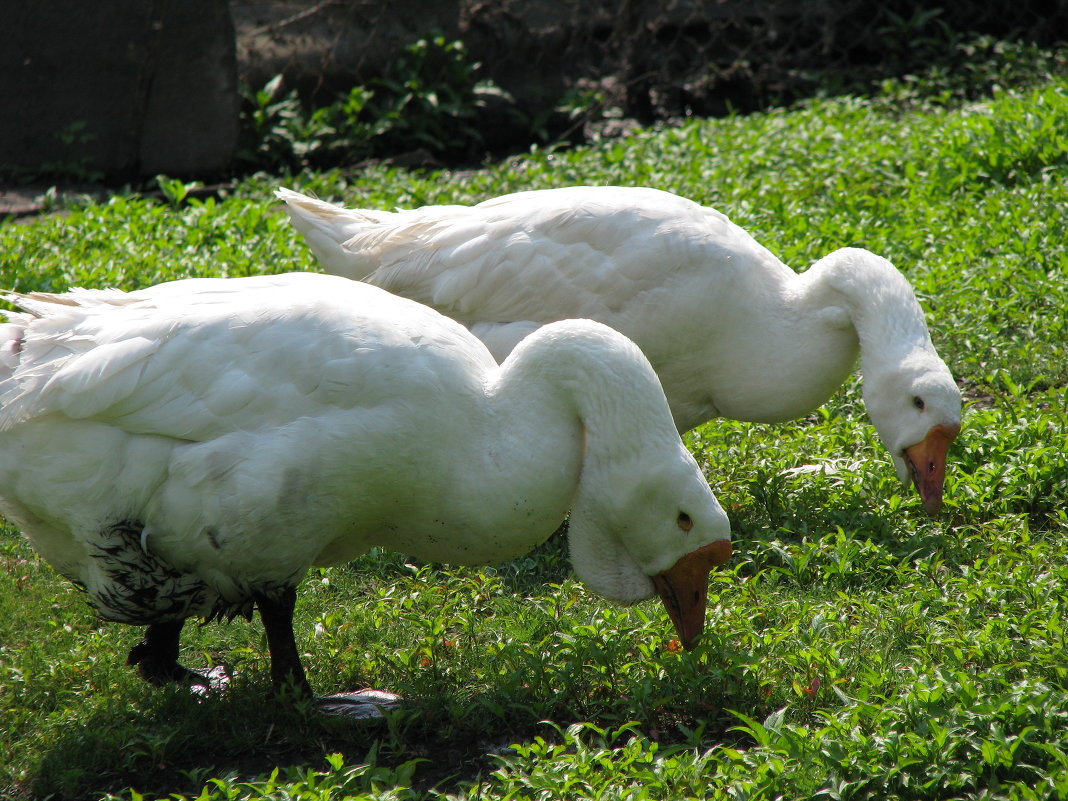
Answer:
xmin=694 ymin=246 xmax=934 ymax=427
xmin=454 ymin=320 xmax=686 ymax=593
xmin=470 ymin=318 xmax=678 ymax=518
xmin=800 ymin=247 xmax=938 ymax=380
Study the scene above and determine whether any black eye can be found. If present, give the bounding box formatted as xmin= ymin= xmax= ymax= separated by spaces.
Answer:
xmin=913 ymin=397 xmax=925 ymax=410
xmin=677 ymin=512 xmax=693 ymax=532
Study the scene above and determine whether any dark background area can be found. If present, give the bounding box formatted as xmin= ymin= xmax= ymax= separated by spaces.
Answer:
xmin=1 ymin=0 xmax=1065 ymax=182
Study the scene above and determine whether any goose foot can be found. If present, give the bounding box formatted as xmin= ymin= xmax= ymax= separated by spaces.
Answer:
xmin=315 ymin=689 xmax=402 ymax=719
xmin=127 ymin=620 xmax=228 ymax=694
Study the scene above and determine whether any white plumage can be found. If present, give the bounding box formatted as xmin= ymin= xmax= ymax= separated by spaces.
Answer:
xmin=0 ymin=272 xmax=730 ymax=702
xmin=278 ymin=185 xmax=962 ymax=515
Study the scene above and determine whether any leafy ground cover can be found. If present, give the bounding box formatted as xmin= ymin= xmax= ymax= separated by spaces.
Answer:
xmin=1 ymin=52 xmax=1066 ymax=801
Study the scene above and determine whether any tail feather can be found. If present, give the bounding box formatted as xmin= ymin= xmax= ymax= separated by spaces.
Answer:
xmin=275 ymin=188 xmax=389 ymax=279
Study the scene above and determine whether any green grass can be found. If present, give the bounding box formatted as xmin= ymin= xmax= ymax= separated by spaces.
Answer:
xmin=2 ymin=62 xmax=1068 ymax=800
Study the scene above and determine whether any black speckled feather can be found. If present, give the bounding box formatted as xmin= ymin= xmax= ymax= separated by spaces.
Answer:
xmin=86 ymin=522 xmax=254 ymax=625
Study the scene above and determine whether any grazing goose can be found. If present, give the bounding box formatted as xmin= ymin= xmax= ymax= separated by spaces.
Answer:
xmin=0 ymin=272 xmax=731 ymax=706
xmin=277 ymin=185 xmax=962 ymax=515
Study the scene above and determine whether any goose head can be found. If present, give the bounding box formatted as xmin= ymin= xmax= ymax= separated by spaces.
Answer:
xmin=863 ymin=350 xmax=961 ymax=515
xmin=566 ymin=438 xmax=732 ymax=650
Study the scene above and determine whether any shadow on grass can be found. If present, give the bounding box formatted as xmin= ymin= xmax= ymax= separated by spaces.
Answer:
xmin=27 ymin=627 xmax=767 ymax=801
xmin=331 ymin=526 xmax=575 ymax=599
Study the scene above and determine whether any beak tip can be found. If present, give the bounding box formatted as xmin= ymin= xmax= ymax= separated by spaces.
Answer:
xmin=655 ymin=539 xmax=731 ymax=651
xmin=905 ymin=423 xmax=958 ymax=518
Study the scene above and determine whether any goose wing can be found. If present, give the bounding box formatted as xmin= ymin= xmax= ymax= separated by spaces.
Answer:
xmin=0 ymin=273 xmax=486 ymax=440
xmin=280 ymin=186 xmax=749 ymax=330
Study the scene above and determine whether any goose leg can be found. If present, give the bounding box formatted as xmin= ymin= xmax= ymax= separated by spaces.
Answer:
xmin=127 ymin=620 xmax=189 ymax=684
xmin=126 ymin=620 xmax=230 ymax=691
xmin=254 ymin=587 xmax=313 ymax=700
xmin=254 ymin=587 xmax=401 ymax=717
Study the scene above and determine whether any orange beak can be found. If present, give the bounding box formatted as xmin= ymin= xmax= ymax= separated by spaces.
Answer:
xmin=903 ymin=423 xmax=960 ymax=516
xmin=651 ymin=539 xmax=732 ymax=650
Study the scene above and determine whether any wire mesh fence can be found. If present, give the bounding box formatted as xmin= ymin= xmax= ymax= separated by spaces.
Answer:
xmin=234 ymin=0 xmax=1067 ymax=121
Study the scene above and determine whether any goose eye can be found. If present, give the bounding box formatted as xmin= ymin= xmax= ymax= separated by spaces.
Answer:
xmin=677 ymin=512 xmax=693 ymax=532
xmin=913 ymin=396 xmax=925 ymax=410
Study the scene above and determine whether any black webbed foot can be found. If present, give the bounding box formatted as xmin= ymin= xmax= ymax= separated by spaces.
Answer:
xmin=126 ymin=620 xmax=228 ymax=692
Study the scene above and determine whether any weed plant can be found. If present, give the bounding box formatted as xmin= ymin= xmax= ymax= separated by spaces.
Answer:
xmin=0 ymin=50 xmax=1067 ymax=801
xmin=237 ymin=35 xmax=508 ymax=171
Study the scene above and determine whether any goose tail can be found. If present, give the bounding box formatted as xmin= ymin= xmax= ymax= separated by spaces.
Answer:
xmin=276 ymin=188 xmax=384 ymax=279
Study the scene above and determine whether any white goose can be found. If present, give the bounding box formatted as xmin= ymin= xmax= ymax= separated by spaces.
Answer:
xmin=278 ymin=185 xmax=962 ymax=515
xmin=0 ymin=272 xmax=730 ymax=705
